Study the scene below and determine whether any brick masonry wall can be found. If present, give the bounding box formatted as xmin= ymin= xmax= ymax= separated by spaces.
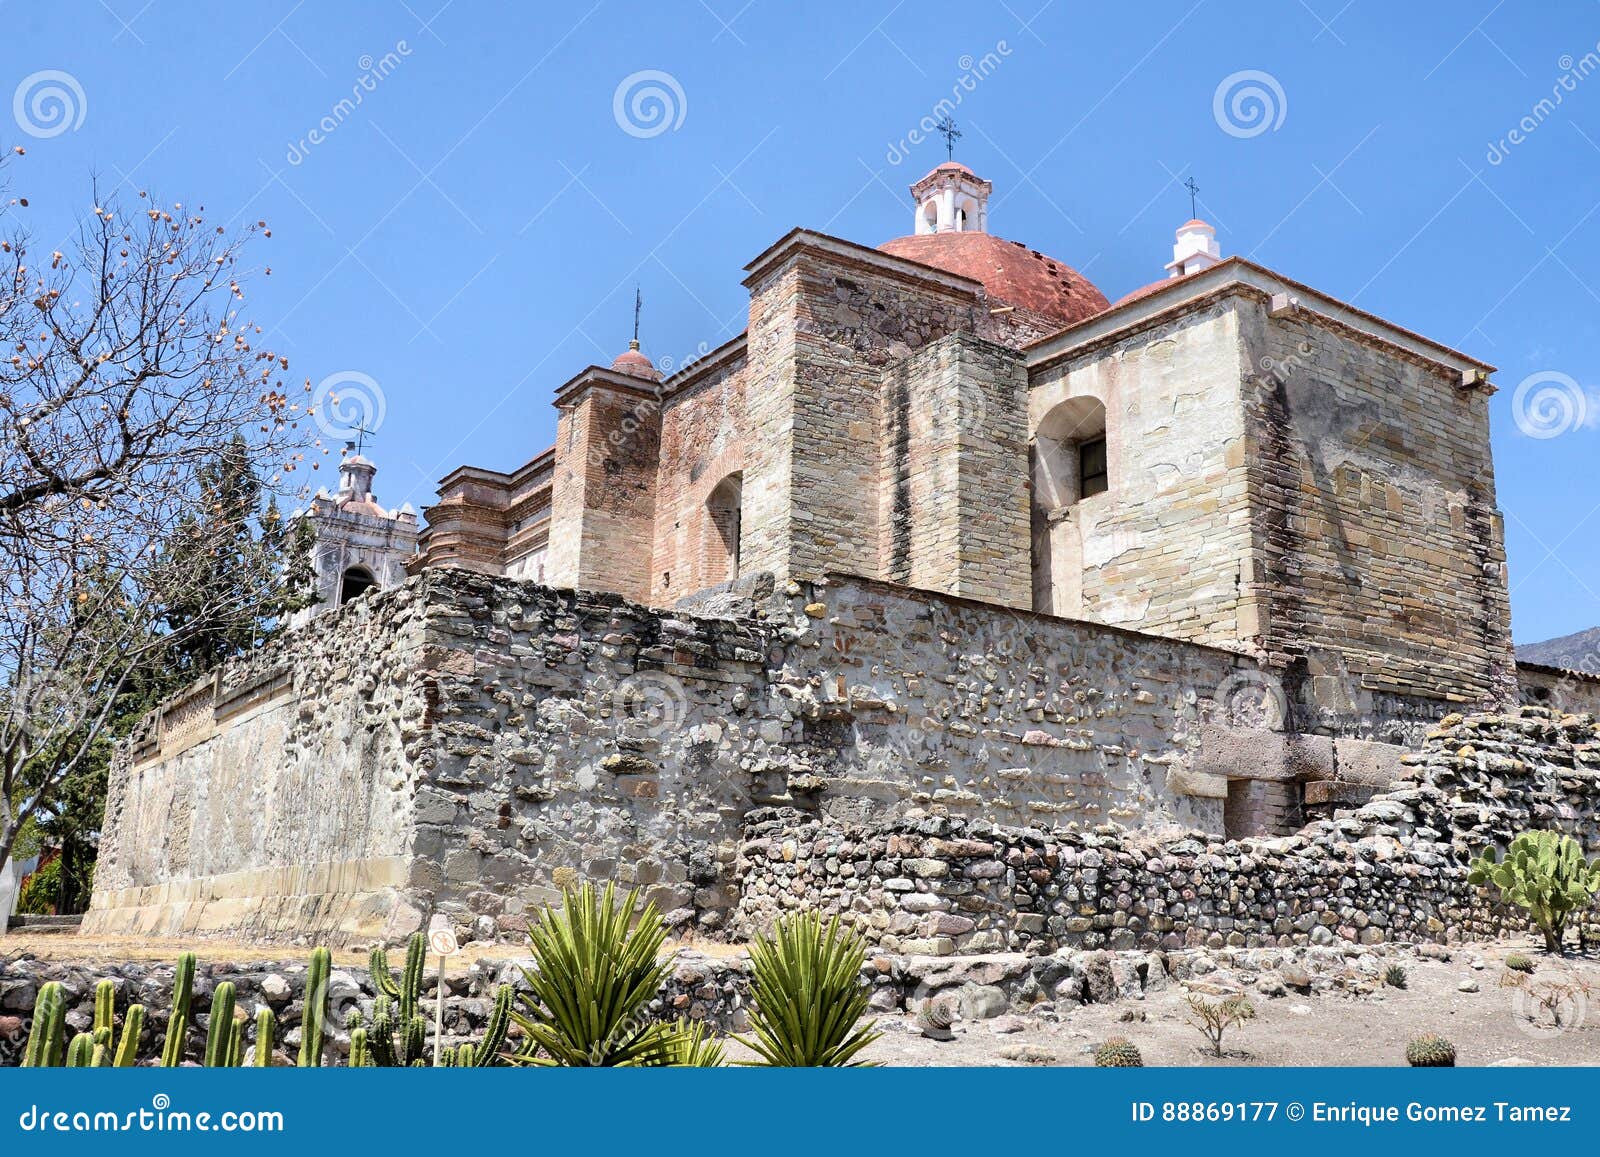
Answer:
xmin=736 ymin=707 xmax=1600 ymax=955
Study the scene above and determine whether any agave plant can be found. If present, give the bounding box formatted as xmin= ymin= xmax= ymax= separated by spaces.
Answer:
xmin=510 ymin=881 xmax=674 ymax=1066
xmin=658 ymin=1018 xmax=727 ymax=1067
xmin=738 ymin=911 xmax=881 ymax=1067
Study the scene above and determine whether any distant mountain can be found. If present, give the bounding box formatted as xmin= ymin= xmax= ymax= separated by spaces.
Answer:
xmin=1517 ymin=626 xmax=1600 ymax=675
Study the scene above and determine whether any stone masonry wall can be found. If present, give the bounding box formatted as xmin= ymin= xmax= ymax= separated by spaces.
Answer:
xmin=736 ymin=707 xmax=1600 ymax=955
xmin=90 ymin=569 xmax=1299 ymax=945
xmin=1238 ymin=294 xmax=1516 ymax=708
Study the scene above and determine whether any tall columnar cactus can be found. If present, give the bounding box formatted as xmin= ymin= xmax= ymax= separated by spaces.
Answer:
xmin=1469 ymin=831 xmax=1600 ymax=954
xmin=470 ymin=984 xmax=514 ymax=1066
xmin=65 ymin=1032 xmax=96 ymax=1068
xmin=362 ymin=934 xmax=441 ymax=1067
xmin=22 ymin=982 xmax=66 ymax=1067
xmin=401 ymin=933 xmax=425 ymax=1026
xmin=349 ymin=1027 xmax=371 ymax=1068
xmin=204 ymin=982 xmax=237 ymax=1067
xmin=253 ymin=1007 xmax=276 ymax=1067
xmin=89 ymin=1027 xmax=114 ymax=1067
xmin=93 ymin=980 xmax=116 ymax=1037
xmin=297 ymin=947 xmax=332 ymax=1068
xmin=162 ymin=952 xmax=197 ymax=1067
xmin=113 ymin=1006 xmax=146 ymax=1068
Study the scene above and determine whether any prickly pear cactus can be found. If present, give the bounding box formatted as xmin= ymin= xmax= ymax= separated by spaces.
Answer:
xmin=1468 ymin=831 xmax=1600 ymax=954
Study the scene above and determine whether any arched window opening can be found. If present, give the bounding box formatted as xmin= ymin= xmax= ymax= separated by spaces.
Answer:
xmin=705 ymin=473 xmax=743 ymax=586
xmin=919 ymin=200 xmax=939 ymax=234
xmin=1030 ymin=397 xmax=1109 ymax=616
xmin=340 ymin=565 xmax=377 ymax=605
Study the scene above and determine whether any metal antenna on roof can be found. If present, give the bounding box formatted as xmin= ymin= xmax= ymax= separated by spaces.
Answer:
xmin=1184 ymin=176 xmax=1200 ymax=219
xmin=632 ymin=285 xmax=642 ymax=347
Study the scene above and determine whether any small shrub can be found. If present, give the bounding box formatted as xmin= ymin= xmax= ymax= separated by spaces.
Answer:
xmin=1185 ymin=993 xmax=1255 ymax=1058
xmin=1382 ymin=964 xmax=1407 ymax=989
xmin=1405 ymin=1033 xmax=1456 ymax=1067
xmin=738 ymin=912 xmax=881 ymax=1067
xmin=1093 ymin=1037 xmax=1143 ymax=1067
xmin=1468 ymin=831 xmax=1600 ymax=955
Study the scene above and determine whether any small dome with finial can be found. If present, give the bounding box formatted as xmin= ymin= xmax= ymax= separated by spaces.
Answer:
xmin=611 ymin=339 xmax=660 ymax=381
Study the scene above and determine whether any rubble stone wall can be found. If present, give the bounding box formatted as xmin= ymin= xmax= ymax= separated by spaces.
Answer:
xmin=735 ymin=708 xmax=1600 ymax=954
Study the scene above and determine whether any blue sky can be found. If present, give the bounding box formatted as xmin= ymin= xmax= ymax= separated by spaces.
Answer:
xmin=8 ymin=0 xmax=1600 ymax=644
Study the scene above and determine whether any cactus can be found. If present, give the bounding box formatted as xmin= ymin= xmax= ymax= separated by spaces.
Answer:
xmin=65 ymin=1032 xmax=96 ymax=1068
xmin=1469 ymin=831 xmax=1600 ymax=954
xmin=470 ymin=984 xmax=514 ymax=1066
xmin=204 ymin=982 xmax=237 ymax=1067
xmin=298 ymin=946 xmax=331 ymax=1068
xmin=93 ymin=979 xmax=116 ymax=1037
xmin=253 ymin=1007 xmax=276 ymax=1067
xmin=367 ymin=996 xmax=398 ymax=1067
xmin=349 ymin=1027 xmax=371 ymax=1067
xmin=1383 ymin=964 xmax=1407 ymax=989
xmin=401 ymin=933 xmax=425 ymax=1026
xmin=1094 ymin=1037 xmax=1144 ymax=1067
xmin=162 ymin=952 xmax=197 ymax=1067
xmin=1506 ymin=953 xmax=1536 ymax=974
xmin=22 ymin=982 xmax=67 ymax=1067
xmin=113 ymin=1006 xmax=145 ymax=1068
xmin=914 ymin=993 xmax=957 ymax=1040
xmin=89 ymin=1027 xmax=114 ymax=1067
xmin=1406 ymin=1033 xmax=1456 ymax=1067
xmin=403 ymin=1015 xmax=427 ymax=1066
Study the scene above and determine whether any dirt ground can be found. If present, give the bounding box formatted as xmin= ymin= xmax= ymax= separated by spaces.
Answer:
xmin=6 ymin=933 xmax=1597 ymax=1067
xmin=849 ymin=940 xmax=1600 ymax=1067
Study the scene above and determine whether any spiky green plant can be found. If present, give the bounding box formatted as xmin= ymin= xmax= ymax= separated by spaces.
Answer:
xmin=204 ymin=982 xmax=237 ymax=1067
xmin=737 ymin=912 xmax=881 ymax=1067
xmin=93 ymin=980 xmax=116 ymax=1037
xmin=162 ymin=952 xmax=196 ymax=1067
xmin=65 ymin=1032 xmax=95 ymax=1068
xmin=113 ymin=1006 xmax=145 ymax=1067
xmin=1094 ymin=1037 xmax=1144 ymax=1067
xmin=1468 ymin=831 xmax=1600 ymax=954
xmin=511 ymin=882 xmax=674 ymax=1067
xmin=1406 ymin=1033 xmax=1456 ymax=1067
xmin=658 ymin=1018 xmax=727 ymax=1067
xmin=88 ymin=1027 xmax=113 ymax=1067
xmin=468 ymin=984 xmax=514 ymax=1066
xmin=1506 ymin=953 xmax=1536 ymax=974
xmin=1383 ymin=963 xmax=1407 ymax=989
xmin=298 ymin=947 xmax=332 ymax=1068
xmin=253 ymin=1007 xmax=276 ymax=1067
xmin=22 ymin=982 xmax=67 ymax=1067
xmin=349 ymin=1026 xmax=372 ymax=1067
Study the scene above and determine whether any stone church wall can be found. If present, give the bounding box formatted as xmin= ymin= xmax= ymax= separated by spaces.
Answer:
xmin=89 ymin=569 xmax=1298 ymax=945
xmin=1027 ymin=300 xmax=1254 ymax=647
xmin=736 ymin=708 xmax=1600 ymax=954
xmin=1238 ymin=293 xmax=1516 ymax=709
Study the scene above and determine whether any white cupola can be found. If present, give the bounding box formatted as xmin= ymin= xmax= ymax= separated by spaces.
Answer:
xmin=909 ymin=162 xmax=992 ymax=235
xmin=1166 ymin=219 xmax=1222 ymax=278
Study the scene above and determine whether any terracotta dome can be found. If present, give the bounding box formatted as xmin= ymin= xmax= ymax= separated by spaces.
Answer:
xmin=610 ymin=341 xmax=661 ymax=382
xmin=879 ymin=231 xmax=1110 ymax=326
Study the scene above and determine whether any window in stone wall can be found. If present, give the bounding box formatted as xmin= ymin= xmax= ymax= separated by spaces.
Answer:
xmin=1030 ymin=396 xmax=1108 ymax=616
xmin=706 ymin=472 xmax=743 ymax=586
xmin=1079 ymin=435 xmax=1108 ymax=498
xmin=340 ymin=565 xmax=377 ymax=604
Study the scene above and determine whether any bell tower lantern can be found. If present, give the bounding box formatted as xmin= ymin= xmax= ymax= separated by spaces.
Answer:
xmin=910 ymin=162 xmax=992 ymax=235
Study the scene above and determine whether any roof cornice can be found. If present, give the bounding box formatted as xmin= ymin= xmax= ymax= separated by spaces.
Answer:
xmin=742 ymin=226 xmax=986 ymax=299
xmin=551 ymin=365 xmax=664 ymax=409
xmin=1027 ymin=257 xmax=1495 ymax=379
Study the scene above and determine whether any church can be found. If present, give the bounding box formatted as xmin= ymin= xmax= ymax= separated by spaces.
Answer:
xmin=319 ymin=155 xmax=1520 ymax=722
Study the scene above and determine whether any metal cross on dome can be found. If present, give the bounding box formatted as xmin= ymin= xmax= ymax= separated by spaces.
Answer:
xmin=1185 ymin=176 xmax=1200 ymax=219
xmin=936 ymin=115 xmax=961 ymax=161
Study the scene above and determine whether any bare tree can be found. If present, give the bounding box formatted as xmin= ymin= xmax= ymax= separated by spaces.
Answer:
xmin=0 ymin=147 xmax=317 ymax=878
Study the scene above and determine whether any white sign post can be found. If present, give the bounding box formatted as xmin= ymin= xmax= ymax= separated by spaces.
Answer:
xmin=427 ymin=915 xmax=459 ymax=1067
